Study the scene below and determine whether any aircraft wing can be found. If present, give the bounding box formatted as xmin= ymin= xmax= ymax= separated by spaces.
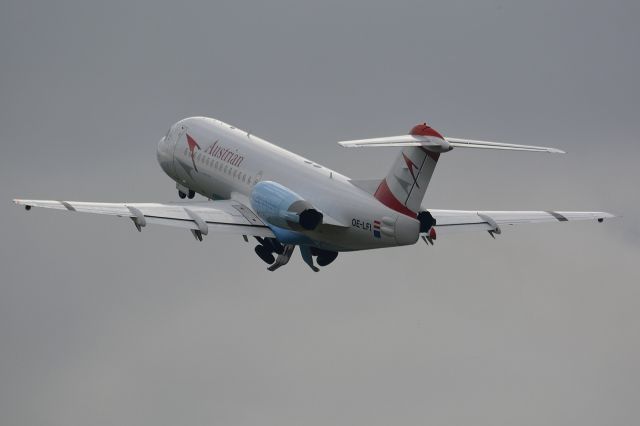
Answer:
xmin=428 ymin=209 xmax=615 ymax=234
xmin=13 ymin=198 xmax=275 ymax=239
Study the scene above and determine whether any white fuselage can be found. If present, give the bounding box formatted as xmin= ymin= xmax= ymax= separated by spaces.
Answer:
xmin=157 ymin=117 xmax=419 ymax=251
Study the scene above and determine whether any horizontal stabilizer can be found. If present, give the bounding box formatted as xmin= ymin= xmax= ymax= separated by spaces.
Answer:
xmin=445 ymin=138 xmax=565 ymax=154
xmin=339 ymin=134 xmax=440 ymax=148
xmin=338 ymin=135 xmax=565 ymax=154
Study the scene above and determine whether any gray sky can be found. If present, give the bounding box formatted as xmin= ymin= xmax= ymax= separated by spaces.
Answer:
xmin=1 ymin=1 xmax=639 ymax=425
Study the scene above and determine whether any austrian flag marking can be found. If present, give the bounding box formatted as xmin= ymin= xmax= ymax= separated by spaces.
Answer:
xmin=373 ymin=220 xmax=381 ymax=238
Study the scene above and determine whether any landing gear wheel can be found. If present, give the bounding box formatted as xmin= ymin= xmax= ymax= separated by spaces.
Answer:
xmin=254 ymin=245 xmax=275 ymax=264
xmin=178 ymin=190 xmax=186 ymax=199
xmin=187 ymin=189 xmax=195 ymax=199
xmin=316 ymin=251 xmax=338 ymax=267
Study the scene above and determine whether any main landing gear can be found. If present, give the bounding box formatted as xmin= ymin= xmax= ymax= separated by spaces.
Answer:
xmin=253 ymin=237 xmax=339 ymax=271
xmin=310 ymin=247 xmax=338 ymax=267
xmin=254 ymin=237 xmax=296 ymax=271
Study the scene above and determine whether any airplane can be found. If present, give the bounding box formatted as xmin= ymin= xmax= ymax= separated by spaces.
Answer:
xmin=13 ymin=117 xmax=615 ymax=271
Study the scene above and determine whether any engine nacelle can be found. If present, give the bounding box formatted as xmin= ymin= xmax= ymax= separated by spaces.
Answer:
xmin=250 ymin=181 xmax=323 ymax=231
xmin=417 ymin=210 xmax=436 ymax=233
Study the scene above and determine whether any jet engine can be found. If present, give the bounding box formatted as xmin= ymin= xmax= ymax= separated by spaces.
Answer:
xmin=417 ymin=210 xmax=437 ymax=245
xmin=250 ymin=181 xmax=324 ymax=231
xmin=417 ymin=210 xmax=436 ymax=233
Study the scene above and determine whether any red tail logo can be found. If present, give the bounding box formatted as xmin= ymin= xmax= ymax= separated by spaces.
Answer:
xmin=402 ymin=152 xmax=420 ymax=188
xmin=186 ymin=134 xmax=201 ymax=171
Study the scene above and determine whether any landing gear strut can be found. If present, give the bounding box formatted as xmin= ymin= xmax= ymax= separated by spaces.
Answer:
xmin=253 ymin=239 xmax=339 ymax=271
xmin=254 ymin=237 xmax=294 ymax=271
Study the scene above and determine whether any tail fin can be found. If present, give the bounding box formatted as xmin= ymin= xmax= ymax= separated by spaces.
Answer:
xmin=373 ymin=124 xmax=442 ymax=217
xmin=339 ymin=123 xmax=566 ymax=217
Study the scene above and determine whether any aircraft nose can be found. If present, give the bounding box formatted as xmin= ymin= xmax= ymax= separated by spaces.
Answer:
xmin=157 ymin=135 xmax=175 ymax=177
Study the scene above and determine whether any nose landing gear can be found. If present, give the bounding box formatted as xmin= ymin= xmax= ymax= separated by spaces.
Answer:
xmin=176 ymin=183 xmax=196 ymax=199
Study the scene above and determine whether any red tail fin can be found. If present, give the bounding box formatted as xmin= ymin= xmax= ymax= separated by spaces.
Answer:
xmin=374 ymin=123 xmax=442 ymax=217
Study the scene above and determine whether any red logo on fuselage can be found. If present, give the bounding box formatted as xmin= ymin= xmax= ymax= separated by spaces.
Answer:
xmin=186 ymin=134 xmax=201 ymax=171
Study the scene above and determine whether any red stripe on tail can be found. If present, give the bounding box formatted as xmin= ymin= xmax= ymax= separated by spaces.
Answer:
xmin=374 ymin=179 xmax=417 ymax=218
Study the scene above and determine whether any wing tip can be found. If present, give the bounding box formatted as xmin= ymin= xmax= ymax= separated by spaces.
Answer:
xmin=599 ymin=212 xmax=618 ymax=220
xmin=589 ymin=211 xmax=618 ymax=223
xmin=13 ymin=199 xmax=33 ymax=211
xmin=548 ymin=148 xmax=567 ymax=154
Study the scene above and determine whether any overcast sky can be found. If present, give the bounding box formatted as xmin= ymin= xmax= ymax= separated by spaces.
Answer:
xmin=1 ymin=1 xmax=639 ymax=425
